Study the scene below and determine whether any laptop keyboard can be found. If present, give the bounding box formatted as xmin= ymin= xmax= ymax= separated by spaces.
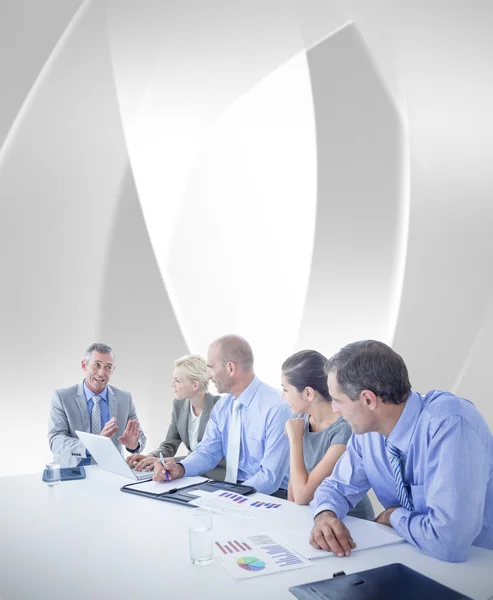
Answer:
xmin=132 ymin=469 xmax=153 ymax=479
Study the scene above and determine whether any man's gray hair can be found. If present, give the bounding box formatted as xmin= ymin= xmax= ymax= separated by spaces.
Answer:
xmin=84 ymin=342 xmax=114 ymax=362
xmin=212 ymin=335 xmax=254 ymax=371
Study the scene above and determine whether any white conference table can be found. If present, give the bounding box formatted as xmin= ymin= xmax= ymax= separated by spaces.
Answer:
xmin=0 ymin=466 xmax=492 ymax=600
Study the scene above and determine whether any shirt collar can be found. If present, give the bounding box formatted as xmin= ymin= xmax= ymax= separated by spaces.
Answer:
xmin=189 ymin=402 xmax=200 ymax=420
xmin=83 ymin=381 xmax=108 ymax=403
xmin=386 ymin=391 xmax=423 ymax=454
xmin=234 ymin=375 xmax=261 ymax=408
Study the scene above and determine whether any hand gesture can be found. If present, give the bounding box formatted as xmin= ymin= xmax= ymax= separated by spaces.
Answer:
xmin=118 ymin=419 xmax=140 ymax=450
xmin=100 ymin=417 xmax=118 ymax=438
xmin=285 ymin=417 xmax=305 ymax=441
xmin=152 ymin=457 xmax=185 ymax=482
xmin=310 ymin=511 xmax=356 ymax=557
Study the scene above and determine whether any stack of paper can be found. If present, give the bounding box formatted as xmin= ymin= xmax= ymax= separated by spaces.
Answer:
xmin=279 ymin=515 xmax=404 ymax=560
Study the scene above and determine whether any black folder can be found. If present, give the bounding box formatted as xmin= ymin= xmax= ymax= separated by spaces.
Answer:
xmin=120 ymin=478 xmax=255 ymax=506
xmin=289 ymin=563 xmax=473 ymax=600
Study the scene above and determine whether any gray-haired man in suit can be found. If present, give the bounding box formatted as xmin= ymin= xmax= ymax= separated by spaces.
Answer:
xmin=48 ymin=343 xmax=146 ymax=465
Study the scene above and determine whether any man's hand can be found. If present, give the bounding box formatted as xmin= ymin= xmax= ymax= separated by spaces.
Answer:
xmin=152 ymin=457 xmax=185 ymax=482
xmin=285 ymin=418 xmax=305 ymax=441
xmin=118 ymin=419 xmax=140 ymax=451
xmin=310 ymin=510 xmax=356 ymax=557
xmin=134 ymin=456 xmax=158 ymax=471
xmin=100 ymin=417 xmax=119 ymax=438
xmin=126 ymin=453 xmax=156 ymax=471
xmin=375 ymin=507 xmax=398 ymax=527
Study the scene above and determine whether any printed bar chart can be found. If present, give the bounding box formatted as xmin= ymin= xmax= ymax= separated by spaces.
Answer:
xmin=263 ymin=543 xmax=304 ymax=567
xmin=218 ymin=492 xmax=249 ymax=504
xmin=215 ymin=540 xmax=253 ymax=555
xmin=250 ymin=500 xmax=281 ymax=509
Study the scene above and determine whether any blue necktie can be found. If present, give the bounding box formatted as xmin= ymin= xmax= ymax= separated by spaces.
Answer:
xmin=90 ymin=396 xmax=102 ymax=465
xmin=385 ymin=438 xmax=414 ymax=511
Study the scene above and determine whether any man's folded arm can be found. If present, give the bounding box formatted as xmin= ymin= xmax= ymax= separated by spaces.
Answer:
xmin=389 ymin=416 xmax=488 ymax=562
xmin=311 ymin=436 xmax=371 ymax=519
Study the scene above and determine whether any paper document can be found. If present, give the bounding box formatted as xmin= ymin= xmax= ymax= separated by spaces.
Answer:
xmin=215 ymin=533 xmax=313 ymax=580
xmin=280 ymin=515 xmax=404 ymax=560
xmin=128 ymin=476 xmax=208 ymax=495
xmin=191 ymin=489 xmax=284 ymax=518
xmin=191 ymin=489 xmax=255 ymax=518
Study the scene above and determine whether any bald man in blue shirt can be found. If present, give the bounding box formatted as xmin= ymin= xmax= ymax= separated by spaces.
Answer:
xmin=310 ymin=340 xmax=493 ymax=563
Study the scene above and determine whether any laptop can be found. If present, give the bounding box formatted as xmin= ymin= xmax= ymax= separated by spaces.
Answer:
xmin=75 ymin=430 xmax=153 ymax=481
xmin=289 ymin=563 xmax=473 ymax=600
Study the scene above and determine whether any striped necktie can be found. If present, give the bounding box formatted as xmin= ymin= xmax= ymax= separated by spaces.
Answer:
xmin=385 ymin=438 xmax=414 ymax=511
xmin=225 ymin=399 xmax=242 ymax=483
xmin=90 ymin=396 xmax=102 ymax=464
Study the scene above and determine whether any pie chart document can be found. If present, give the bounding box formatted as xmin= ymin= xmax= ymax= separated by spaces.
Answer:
xmin=214 ymin=533 xmax=313 ymax=580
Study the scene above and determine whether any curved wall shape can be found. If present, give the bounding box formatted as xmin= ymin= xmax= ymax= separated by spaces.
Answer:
xmin=0 ymin=0 xmax=83 ymax=148
xmin=0 ymin=1 xmax=184 ymax=474
xmin=364 ymin=2 xmax=493 ymax=427
xmin=166 ymin=51 xmax=317 ymax=386
xmin=1 ymin=0 xmax=492 ymax=478
xmin=99 ymin=167 xmax=188 ymax=446
xmin=296 ymin=24 xmax=405 ymax=357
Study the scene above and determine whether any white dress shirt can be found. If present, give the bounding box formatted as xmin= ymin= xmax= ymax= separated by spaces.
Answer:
xmin=188 ymin=403 xmax=201 ymax=452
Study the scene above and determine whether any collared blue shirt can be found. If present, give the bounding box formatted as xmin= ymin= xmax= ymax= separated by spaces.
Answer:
xmin=83 ymin=381 xmax=110 ymax=431
xmin=181 ymin=375 xmax=292 ymax=494
xmin=311 ymin=390 xmax=493 ymax=562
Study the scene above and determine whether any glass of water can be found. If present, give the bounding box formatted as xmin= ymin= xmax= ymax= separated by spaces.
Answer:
xmin=45 ymin=461 xmax=61 ymax=487
xmin=189 ymin=508 xmax=213 ymax=565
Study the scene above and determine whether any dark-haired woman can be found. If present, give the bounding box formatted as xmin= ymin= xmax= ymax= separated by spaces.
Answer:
xmin=281 ymin=349 xmax=374 ymax=519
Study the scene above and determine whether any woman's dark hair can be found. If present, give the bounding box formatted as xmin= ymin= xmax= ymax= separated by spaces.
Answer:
xmin=325 ymin=340 xmax=411 ymax=404
xmin=282 ymin=349 xmax=330 ymax=401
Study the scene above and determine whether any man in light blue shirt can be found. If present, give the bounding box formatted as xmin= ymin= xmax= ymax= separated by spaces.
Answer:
xmin=153 ymin=335 xmax=292 ymax=495
xmin=310 ymin=340 xmax=493 ymax=563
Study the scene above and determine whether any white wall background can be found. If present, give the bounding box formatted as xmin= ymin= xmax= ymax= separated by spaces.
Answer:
xmin=0 ymin=0 xmax=492 ymax=478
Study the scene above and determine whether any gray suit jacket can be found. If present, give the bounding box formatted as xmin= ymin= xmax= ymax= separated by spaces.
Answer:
xmin=149 ymin=393 xmax=221 ymax=458
xmin=48 ymin=382 xmax=146 ymax=461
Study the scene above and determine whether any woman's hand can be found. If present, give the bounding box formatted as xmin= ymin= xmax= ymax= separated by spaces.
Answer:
xmin=285 ymin=417 xmax=305 ymax=441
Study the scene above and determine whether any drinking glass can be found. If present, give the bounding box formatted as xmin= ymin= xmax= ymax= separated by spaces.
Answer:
xmin=45 ymin=461 xmax=61 ymax=487
xmin=189 ymin=508 xmax=213 ymax=565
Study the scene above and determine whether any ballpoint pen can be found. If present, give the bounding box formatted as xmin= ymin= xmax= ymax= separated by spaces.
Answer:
xmin=159 ymin=452 xmax=171 ymax=482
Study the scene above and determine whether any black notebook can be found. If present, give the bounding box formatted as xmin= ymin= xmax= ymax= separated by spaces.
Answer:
xmin=121 ymin=477 xmax=255 ymax=506
xmin=289 ymin=563 xmax=472 ymax=600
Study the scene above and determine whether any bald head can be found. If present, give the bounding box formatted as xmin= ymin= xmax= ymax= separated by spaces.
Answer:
xmin=207 ymin=335 xmax=255 ymax=396
xmin=211 ymin=335 xmax=254 ymax=371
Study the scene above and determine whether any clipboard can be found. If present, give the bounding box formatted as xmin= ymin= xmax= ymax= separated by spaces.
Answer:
xmin=120 ymin=478 xmax=256 ymax=506
xmin=289 ymin=563 xmax=473 ymax=600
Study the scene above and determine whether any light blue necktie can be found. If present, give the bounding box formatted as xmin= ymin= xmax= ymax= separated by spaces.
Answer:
xmin=225 ymin=399 xmax=242 ymax=483
xmin=90 ymin=396 xmax=102 ymax=464
xmin=385 ymin=438 xmax=414 ymax=511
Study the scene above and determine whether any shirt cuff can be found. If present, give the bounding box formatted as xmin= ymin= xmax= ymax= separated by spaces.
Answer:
xmin=389 ymin=507 xmax=408 ymax=532
xmin=313 ymin=502 xmax=344 ymax=520
xmin=126 ymin=443 xmax=141 ymax=454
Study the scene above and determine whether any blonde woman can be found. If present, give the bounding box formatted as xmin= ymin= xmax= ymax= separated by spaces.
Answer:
xmin=127 ymin=354 xmax=222 ymax=475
